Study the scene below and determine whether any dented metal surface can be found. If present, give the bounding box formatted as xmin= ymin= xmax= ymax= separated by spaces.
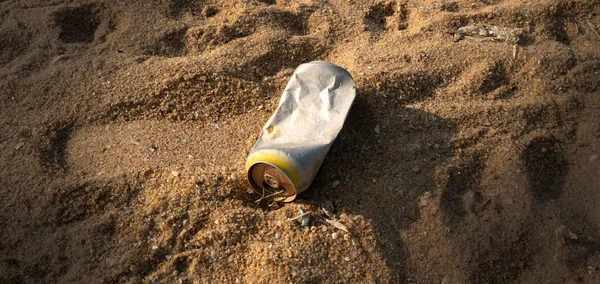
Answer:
xmin=246 ymin=61 xmax=356 ymax=202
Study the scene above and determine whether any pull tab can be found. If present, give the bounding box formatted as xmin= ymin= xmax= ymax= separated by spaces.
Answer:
xmin=263 ymin=173 xmax=280 ymax=188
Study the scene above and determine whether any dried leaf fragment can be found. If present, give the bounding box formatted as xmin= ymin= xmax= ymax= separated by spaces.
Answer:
xmin=325 ymin=218 xmax=349 ymax=233
xmin=554 ymin=225 xmax=578 ymax=244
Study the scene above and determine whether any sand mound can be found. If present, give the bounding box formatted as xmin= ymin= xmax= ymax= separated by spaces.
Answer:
xmin=1 ymin=0 xmax=600 ymax=282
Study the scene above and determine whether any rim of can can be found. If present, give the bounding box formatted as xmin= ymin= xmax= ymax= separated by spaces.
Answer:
xmin=247 ymin=161 xmax=297 ymax=202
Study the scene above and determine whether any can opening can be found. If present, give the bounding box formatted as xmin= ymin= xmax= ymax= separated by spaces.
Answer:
xmin=247 ymin=162 xmax=296 ymax=202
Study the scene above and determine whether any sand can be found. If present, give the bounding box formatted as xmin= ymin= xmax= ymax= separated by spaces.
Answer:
xmin=1 ymin=0 xmax=600 ymax=283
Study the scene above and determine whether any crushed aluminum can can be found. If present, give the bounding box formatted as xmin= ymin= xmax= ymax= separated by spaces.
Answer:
xmin=245 ymin=61 xmax=356 ymax=202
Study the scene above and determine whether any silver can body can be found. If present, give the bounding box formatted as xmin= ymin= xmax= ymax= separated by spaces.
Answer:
xmin=246 ymin=61 xmax=356 ymax=202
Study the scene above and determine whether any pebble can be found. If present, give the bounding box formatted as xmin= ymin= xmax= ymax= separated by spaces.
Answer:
xmin=374 ymin=125 xmax=381 ymax=134
xmin=344 ymin=256 xmax=351 ymax=261
xmin=332 ymin=232 xmax=339 ymax=240
xmin=171 ymin=171 xmax=180 ymax=177
xmin=211 ymin=252 xmax=217 ymax=259
xmin=131 ymin=139 xmax=140 ymax=145
xmin=151 ymin=245 xmax=159 ymax=250
xmin=453 ymin=32 xmax=463 ymax=42
xmin=331 ymin=180 xmax=340 ymax=188
xmin=589 ymin=154 xmax=599 ymax=162
xmin=587 ymin=266 xmax=594 ymax=274
xmin=99 ymin=256 xmax=114 ymax=266
xmin=419 ymin=196 xmax=429 ymax=207
xmin=301 ymin=214 xmax=310 ymax=227
xmin=587 ymin=266 xmax=595 ymax=275
xmin=412 ymin=166 xmax=420 ymax=173
xmin=138 ymin=224 xmax=150 ymax=236
xmin=275 ymin=233 xmax=281 ymax=239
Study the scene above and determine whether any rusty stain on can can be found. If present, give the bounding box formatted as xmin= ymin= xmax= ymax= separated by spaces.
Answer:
xmin=246 ymin=61 xmax=356 ymax=202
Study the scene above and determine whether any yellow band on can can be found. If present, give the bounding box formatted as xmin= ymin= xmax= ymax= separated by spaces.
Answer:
xmin=245 ymin=149 xmax=302 ymax=188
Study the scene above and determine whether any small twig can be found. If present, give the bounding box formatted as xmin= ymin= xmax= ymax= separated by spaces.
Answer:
xmin=254 ymin=186 xmax=266 ymax=204
xmin=401 ymin=215 xmax=416 ymax=222
xmin=321 ymin=207 xmax=333 ymax=219
xmin=50 ymin=54 xmax=72 ymax=66
xmin=2 ymin=55 xmax=21 ymax=69
xmin=586 ymin=20 xmax=600 ymax=39
xmin=254 ymin=188 xmax=284 ymax=204
xmin=463 ymin=35 xmax=495 ymax=43
xmin=264 ymin=190 xmax=284 ymax=199
xmin=391 ymin=216 xmax=399 ymax=231
xmin=286 ymin=211 xmax=311 ymax=222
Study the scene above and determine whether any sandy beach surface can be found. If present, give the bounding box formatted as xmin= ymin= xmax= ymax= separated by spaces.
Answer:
xmin=1 ymin=0 xmax=600 ymax=283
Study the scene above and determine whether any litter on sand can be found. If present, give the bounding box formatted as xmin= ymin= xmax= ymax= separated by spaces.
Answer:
xmin=325 ymin=218 xmax=349 ymax=233
xmin=554 ymin=225 xmax=578 ymax=245
xmin=451 ymin=24 xmax=525 ymax=44
xmin=287 ymin=206 xmax=311 ymax=227
xmin=245 ymin=61 xmax=356 ymax=202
